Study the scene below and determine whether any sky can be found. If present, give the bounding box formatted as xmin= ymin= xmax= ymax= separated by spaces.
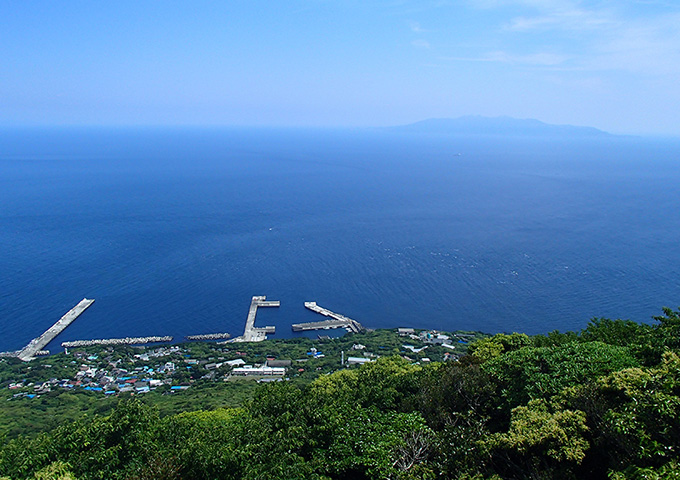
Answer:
xmin=1 ymin=1 xmax=679 ymax=135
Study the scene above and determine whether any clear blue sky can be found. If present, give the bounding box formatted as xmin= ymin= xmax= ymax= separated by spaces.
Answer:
xmin=1 ymin=1 xmax=678 ymax=134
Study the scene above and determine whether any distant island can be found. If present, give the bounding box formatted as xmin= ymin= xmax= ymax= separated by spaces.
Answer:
xmin=391 ymin=115 xmax=612 ymax=137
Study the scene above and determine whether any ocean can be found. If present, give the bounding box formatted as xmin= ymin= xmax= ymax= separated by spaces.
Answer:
xmin=1 ymin=127 xmax=679 ymax=353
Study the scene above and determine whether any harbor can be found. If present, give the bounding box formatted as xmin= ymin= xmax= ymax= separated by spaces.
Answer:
xmin=17 ymin=298 xmax=95 ymax=361
xmin=10 ymin=296 xmax=368 ymax=359
xmin=292 ymin=302 xmax=364 ymax=333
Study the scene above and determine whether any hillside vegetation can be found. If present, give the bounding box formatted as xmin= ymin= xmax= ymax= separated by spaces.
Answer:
xmin=2 ymin=308 xmax=680 ymax=479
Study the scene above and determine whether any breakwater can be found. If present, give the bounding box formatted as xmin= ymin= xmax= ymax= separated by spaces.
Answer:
xmin=293 ymin=302 xmax=364 ymax=333
xmin=292 ymin=319 xmax=353 ymax=331
xmin=18 ymin=298 xmax=95 ymax=361
xmin=61 ymin=336 xmax=173 ymax=348
xmin=11 ymin=296 xmax=366 ymax=357
xmin=185 ymin=333 xmax=231 ymax=341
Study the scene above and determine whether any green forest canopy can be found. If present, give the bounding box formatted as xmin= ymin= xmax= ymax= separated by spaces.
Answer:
xmin=2 ymin=308 xmax=680 ymax=480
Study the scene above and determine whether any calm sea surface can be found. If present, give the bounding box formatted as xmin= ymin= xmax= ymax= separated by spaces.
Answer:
xmin=1 ymin=127 xmax=679 ymax=353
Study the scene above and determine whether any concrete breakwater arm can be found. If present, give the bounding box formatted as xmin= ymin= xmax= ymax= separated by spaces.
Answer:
xmin=291 ymin=319 xmax=352 ymax=331
xmin=18 ymin=298 xmax=95 ymax=361
xmin=61 ymin=336 xmax=173 ymax=347
xmin=185 ymin=333 xmax=231 ymax=341
xmin=293 ymin=302 xmax=364 ymax=333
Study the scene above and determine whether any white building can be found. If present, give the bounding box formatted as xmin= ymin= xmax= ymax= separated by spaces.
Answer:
xmin=231 ymin=365 xmax=285 ymax=376
xmin=225 ymin=358 xmax=246 ymax=367
xmin=347 ymin=357 xmax=373 ymax=365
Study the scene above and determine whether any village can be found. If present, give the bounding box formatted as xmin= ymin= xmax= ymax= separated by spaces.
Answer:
xmin=1 ymin=328 xmax=482 ymax=402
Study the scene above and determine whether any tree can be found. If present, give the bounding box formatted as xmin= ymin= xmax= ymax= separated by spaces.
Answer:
xmin=581 ymin=318 xmax=652 ymax=347
xmin=468 ymin=333 xmax=531 ymax=362
xmin=309 ymin=356 xmax=422 ymax=412
xmin=532 ymin=330 xmax=579 ymax=347
xmin=480 ymin=399 xmax=589 ymax=479
xmin=32 ymin=461 xmax=78 ymax=480
xmin=482 ymin=342 xmax=639 ymax=414
xmin=555 ymin=351 xmax=680 ymax=477
xmin=653 ymin=307 xmax=680 ymax=350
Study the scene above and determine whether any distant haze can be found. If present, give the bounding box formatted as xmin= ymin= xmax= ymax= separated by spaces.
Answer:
xmin=1 ymin=2 xmax=679 ymax=136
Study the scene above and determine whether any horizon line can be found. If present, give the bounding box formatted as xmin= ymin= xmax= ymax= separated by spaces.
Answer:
xmin=0 ymin=119 xmax=673 ymax=139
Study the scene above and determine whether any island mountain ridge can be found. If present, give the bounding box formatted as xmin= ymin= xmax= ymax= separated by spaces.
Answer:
xmin=392 ymin=115 xmax=612 ymax=136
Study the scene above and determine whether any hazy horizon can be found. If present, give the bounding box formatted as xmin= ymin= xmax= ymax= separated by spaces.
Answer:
xmin=2 ymin=2 xmax=679 ymax=136
xmin=1 ymin=116 xmax=676 ymax=139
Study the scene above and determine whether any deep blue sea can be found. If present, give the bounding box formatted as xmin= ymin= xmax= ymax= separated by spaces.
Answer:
xmin=1 ymin=127 xmax=680 ymax=353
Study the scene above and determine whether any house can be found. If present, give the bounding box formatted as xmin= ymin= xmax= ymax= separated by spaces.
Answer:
xmin=398 ymin=328 xmax=415 ymax=336
xmin=420 ymin=331 xmax=450 ymax=345
xmin=225 ymin=358 xmax=246 ymax=367
xmin=403 ymin=345 xmax=428 ymax=353
xmin=443 ymin=352 xmax=460 ymax=362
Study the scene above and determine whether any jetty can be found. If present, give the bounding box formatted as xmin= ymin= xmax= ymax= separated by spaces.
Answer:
xmin=231 ymin=296 xmax=278 ymax=342
xmin=185 ymin=333 xmax=231 ymax=341
xmin=61 ymin=336 xmax=173 ymax=348
xmin=18 ymin=298 xmax=95 ymax=361
xmin=292 ymin=302 xmax=364 ymax=333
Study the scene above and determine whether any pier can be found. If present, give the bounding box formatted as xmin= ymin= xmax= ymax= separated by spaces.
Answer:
xmin=231 ymin=296 xmax=279 ymax=342
xmin=18 ymin=298 xmax=95 ymax=361
xmin=61 ymin=336 xmax=173 ymax=348
xmin=292 ymin=302 xmax=364 ymax=333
